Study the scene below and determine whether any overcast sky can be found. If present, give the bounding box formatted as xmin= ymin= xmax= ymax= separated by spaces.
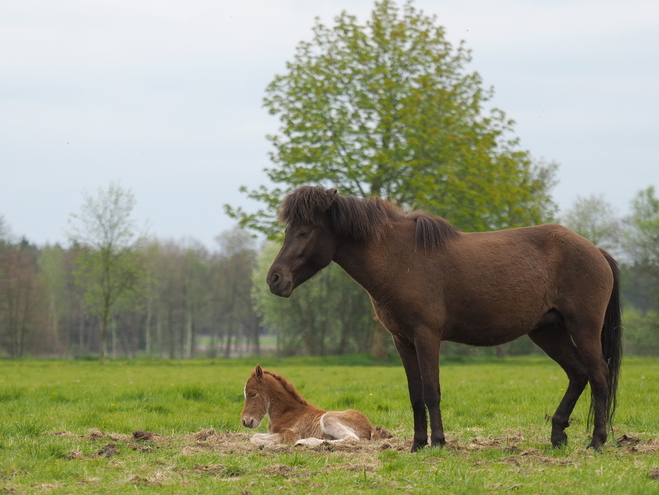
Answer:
xmin=1 ymin=0 xmax=657 ymax=248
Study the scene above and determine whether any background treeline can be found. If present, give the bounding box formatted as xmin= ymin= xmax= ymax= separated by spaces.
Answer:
xmin=1 ymin=185 xmax=659 ymax=359
xmin=0 ymin=225 xmax=260 ymax=359
xmin=2 ymin=1 xmax=658 ymax=359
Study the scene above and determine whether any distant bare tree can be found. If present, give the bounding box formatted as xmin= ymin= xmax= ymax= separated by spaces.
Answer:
xmin=0 ymin=214 xmax=8 ymax=240
xmin=210 ymin=227 xmax=260 ymax=358
xmin=68 ymin=182 xmax=148 ymax=360
xmin=561 ymin=194 xmax=620 ymax=251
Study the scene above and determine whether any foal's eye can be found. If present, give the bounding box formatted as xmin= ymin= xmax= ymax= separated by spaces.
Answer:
xmin=249 ymin=392 xmax=257 ymax=398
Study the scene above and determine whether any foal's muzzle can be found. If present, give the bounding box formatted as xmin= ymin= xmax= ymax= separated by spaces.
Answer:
xmin=241 ymin=417 xmax=259 ymax=429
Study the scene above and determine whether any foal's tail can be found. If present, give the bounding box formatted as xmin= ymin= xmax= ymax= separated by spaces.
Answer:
xmin=599 ymin=249 xmax=623 ymax=427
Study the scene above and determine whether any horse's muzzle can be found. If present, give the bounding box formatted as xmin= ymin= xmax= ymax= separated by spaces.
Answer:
xmin=266 ymin=270 xmax=293 ymax=298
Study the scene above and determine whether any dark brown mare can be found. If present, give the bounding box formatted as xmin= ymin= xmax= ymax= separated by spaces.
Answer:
xmin=266 ymin=186 xmax=622 ymax=452
xmin=241 ymin=365 xmax=389 ymax=446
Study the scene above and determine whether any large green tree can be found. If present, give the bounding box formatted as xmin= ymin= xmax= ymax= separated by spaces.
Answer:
xmin=68 ymin=182 xmax=148 ymax=361
xmin=227 ymin=0 xmax=557 ymax=235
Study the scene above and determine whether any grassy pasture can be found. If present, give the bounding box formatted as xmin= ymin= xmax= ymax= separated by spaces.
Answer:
xmin=0 ymin=356 xmax=658 ymax=494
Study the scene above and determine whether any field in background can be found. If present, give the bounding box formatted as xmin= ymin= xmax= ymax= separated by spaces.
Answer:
xmin=0 ymin=357 xmax=658 ymax=493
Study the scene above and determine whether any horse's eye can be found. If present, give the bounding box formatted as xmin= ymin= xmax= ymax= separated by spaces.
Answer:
xmin=297 ymin=230 xmax=311 ymax=238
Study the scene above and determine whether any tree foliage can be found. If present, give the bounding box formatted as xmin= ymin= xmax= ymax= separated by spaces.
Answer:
xmin=226 ymin=0 xmax=557 ymax=236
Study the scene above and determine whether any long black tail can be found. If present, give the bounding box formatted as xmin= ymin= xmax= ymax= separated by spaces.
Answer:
xmin=599 ymin=249 xmax=623 ymax=427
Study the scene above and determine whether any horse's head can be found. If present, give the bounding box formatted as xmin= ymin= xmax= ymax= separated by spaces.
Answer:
xmin=267 ymin=187 xmax=338 ymax=297
xmin=241 ymin=365 xmax=268 ymax=429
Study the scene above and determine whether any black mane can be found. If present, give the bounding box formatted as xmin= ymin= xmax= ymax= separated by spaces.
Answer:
xmin=280 ymin=186 xmax=459 ymax=249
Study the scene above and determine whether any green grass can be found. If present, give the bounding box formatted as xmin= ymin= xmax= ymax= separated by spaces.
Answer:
xmin=0 ymin=357 xmax=658 ymax=493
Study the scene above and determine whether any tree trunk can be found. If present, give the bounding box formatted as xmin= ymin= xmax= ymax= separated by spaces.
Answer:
xmin=78 ymin=308 xmax=85 ymax=354
xmin=145 ymin=298 xmax=152 ymax=356
xmin=99 ymin=316 xmax=107 ymax=361
xmin=370 ymin=316 xmax=388 ymax=360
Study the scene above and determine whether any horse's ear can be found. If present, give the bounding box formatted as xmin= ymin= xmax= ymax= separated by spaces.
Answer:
xmin=327 ymin=188 xmax=338 ymax=206
xmin=255 ymin=364 xmax=263 ymax=380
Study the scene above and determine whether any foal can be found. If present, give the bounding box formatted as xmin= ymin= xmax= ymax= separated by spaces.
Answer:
xmin=240 ymin=365 xmax=388 ymax=446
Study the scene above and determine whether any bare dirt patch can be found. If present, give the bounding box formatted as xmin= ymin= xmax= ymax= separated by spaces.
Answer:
xmin=94 ymin=444 xmax=120 ymax=459
xmin=58 ymin=426 xmax=659 ymax=475
xmin=132 ymin=430 xmax=156 ymax=442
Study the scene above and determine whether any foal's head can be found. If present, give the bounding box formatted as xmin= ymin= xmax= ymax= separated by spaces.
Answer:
xmin=241 ymin=365 xmax=269 ymax=429
xmin=267 ymin=186 xmax=340 ymax=297
xmin=240 ymin=365 xmax=310 ymax=429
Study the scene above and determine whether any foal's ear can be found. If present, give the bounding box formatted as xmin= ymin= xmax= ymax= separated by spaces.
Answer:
xmin=255 ymin=364 xmax=263 ymax=380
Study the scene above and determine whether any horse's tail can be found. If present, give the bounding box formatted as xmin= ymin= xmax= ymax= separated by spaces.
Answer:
xmin=599 ymin=248 xmax=623 ymax=427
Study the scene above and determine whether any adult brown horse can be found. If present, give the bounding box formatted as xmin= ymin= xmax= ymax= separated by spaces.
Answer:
xmin=266 ymin=186 xmax=622 ymax=452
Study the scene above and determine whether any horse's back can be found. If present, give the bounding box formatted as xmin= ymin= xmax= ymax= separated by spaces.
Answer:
xmin=447 ymin=223 xmax=612 ymax=294
xmin=414 ymin=224 xmax=614 ymax=345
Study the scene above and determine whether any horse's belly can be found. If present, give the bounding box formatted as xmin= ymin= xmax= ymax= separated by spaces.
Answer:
xmin=443 ymin=325 xmax=529 ymax=347
xmin=442 ymin=305 xmax=553 ymax=346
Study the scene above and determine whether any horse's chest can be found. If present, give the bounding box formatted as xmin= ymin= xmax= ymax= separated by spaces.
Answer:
xmin=372 ymin=300 xmax=440 ymax=339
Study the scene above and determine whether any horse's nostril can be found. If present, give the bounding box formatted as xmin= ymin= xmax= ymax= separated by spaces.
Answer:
xmin=270 ymin=272 xmax=280 ymax=287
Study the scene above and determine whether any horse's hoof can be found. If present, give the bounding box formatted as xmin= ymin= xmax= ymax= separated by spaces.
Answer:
xmin=430 ymin=434 xmax=446 ymax=448
xmin=587 ymin=431 xmax=607 ymax=450
xmin=551 ymin=433 xmax=568 ymax=448
xmin=410 ymin=441 xmax=428 ymax=453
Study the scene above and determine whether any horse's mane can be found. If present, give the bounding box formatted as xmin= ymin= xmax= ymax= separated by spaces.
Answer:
xmin=410 ymin=211 xmax=460 ymax=251
xmin=259 ymin=369 xmax=309 ymax=406
xmin=280 ymin=186 xmax=460 ymax=250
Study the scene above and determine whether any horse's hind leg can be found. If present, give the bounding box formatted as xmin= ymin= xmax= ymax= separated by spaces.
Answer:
xmin=567 ymin=320 xmax=611 ymax=449
xmin=528 ymin=323 xmax=589 ymax=447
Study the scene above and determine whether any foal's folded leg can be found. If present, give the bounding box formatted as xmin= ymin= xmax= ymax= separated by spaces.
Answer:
xmin=280 ymin=428 xmax=301 ymax=444
xmin=250 ymin=433 xmax=282 ymax=445
xmin=295 ymin=437 xmax=326 ymax=447
xmin=320 ymin=412 xmax=361 ymax=441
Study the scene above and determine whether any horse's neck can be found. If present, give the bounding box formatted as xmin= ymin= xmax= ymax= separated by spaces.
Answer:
xmin=265 ymin=376 xmax=306 ymax=418
xmin=333 ymin=237 xmax=397 ymax=302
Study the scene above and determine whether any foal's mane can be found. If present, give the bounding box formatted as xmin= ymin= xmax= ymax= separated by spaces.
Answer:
xmin=279 ymin=186 xmax=460 ymax=250
xmin=258 ymin=369 xmax=309 ymax=406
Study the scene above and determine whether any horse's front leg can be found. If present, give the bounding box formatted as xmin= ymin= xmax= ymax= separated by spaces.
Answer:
xmin=393 ymin=335 xmax=428 ymax=452
xmin=414 ymin=328 xmax=444 ymax=449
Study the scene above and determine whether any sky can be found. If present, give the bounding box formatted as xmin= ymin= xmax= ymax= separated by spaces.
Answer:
xmin=1 ymin=0 xmax=658 ymax=248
